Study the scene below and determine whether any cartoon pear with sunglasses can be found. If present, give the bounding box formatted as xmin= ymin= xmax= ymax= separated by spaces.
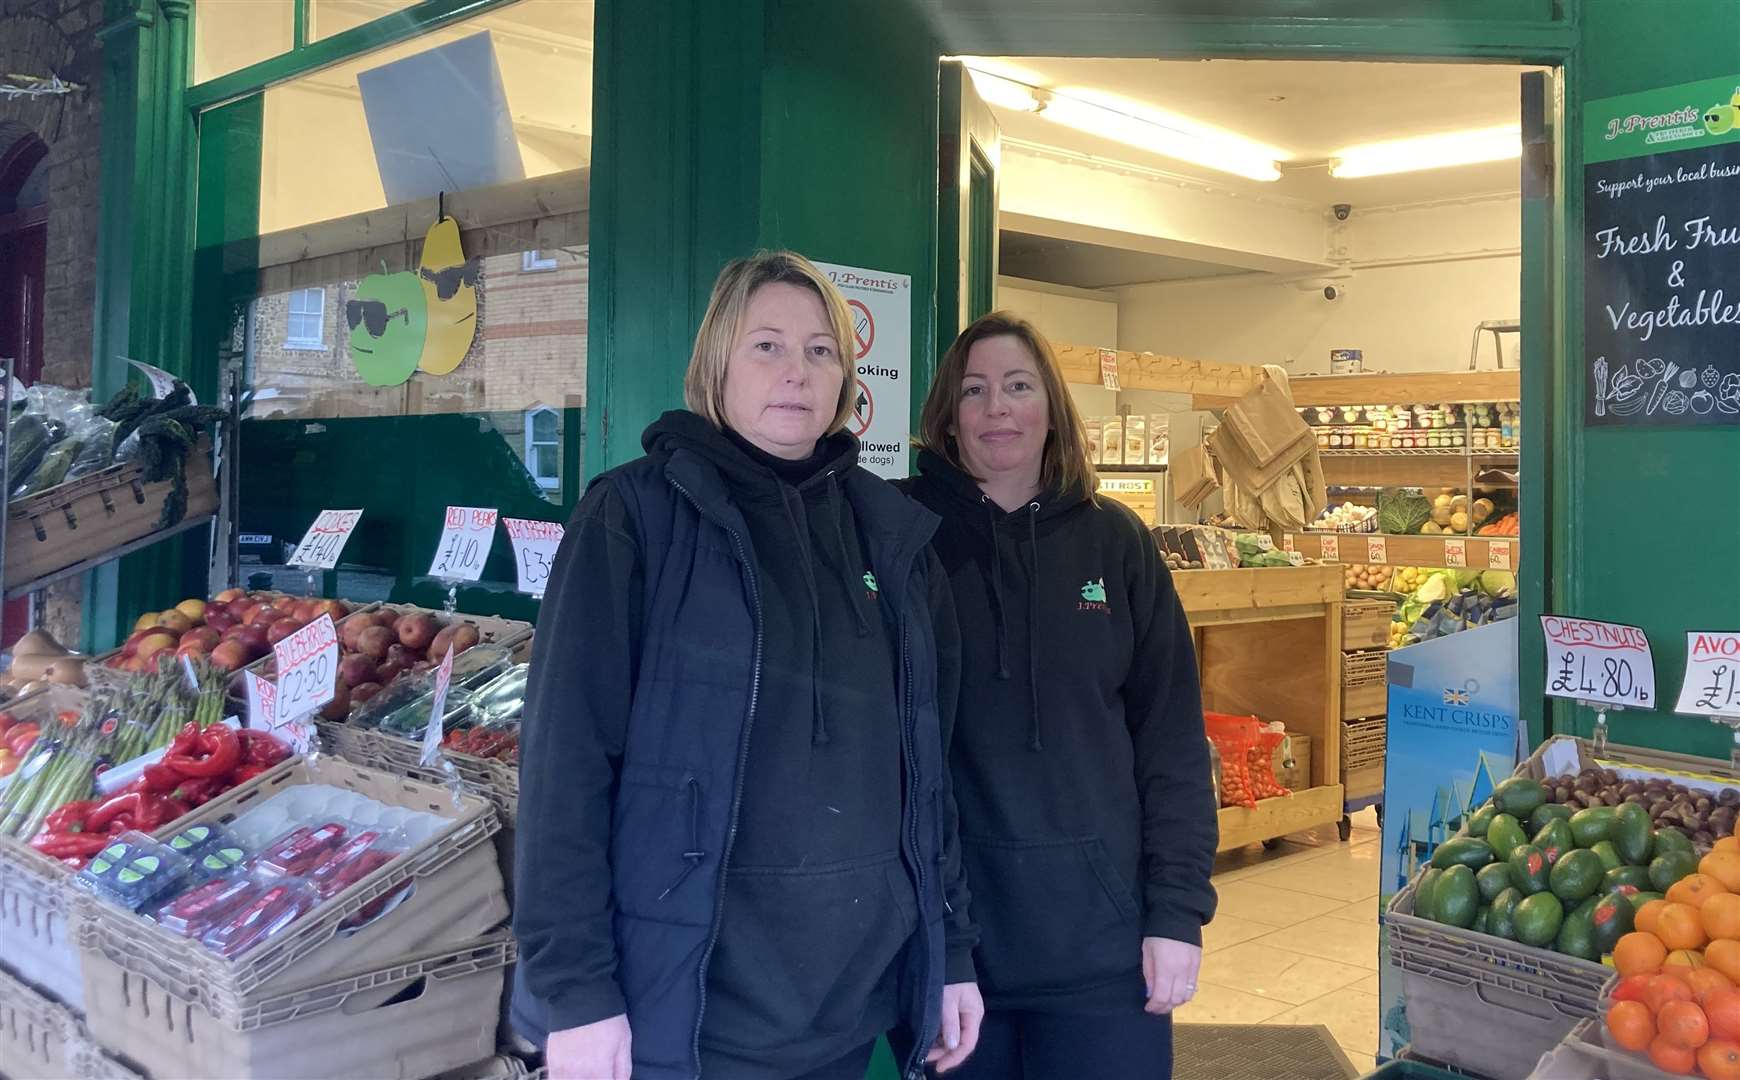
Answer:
xmin=417 ymin=216 xmax=479 ymax=375
xmin=346 ymin=269 xmax=427 ymax=386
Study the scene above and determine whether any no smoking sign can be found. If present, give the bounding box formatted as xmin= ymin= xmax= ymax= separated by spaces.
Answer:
xmin=848 ymin=299 xmax=875 ymax=359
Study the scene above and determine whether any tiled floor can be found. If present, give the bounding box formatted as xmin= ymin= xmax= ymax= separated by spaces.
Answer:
xmin=1177 ymin=807 xmax=1383 ymax=1077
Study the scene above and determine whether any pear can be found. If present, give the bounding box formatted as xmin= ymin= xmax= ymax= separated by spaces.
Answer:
xmin=418 ymin=216 xmax=478 ymax=376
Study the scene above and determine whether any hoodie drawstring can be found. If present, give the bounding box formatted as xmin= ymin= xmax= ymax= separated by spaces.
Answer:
xmin=984 ymin=497 xmax=1012 ymax=680
xmin=1026 ymin=502 xmax=1044 ymax=753
xmin=778 ymin=486 xmax=832 ymax=745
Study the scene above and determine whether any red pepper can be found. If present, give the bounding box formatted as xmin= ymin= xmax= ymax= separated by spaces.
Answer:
xmin=170 ymin=776 xmax=224 ymax=807
xmin=133 ymin=792 xmax=180 ymax=832
xmin=6 ymin=723 xmax=39 ymax=756
xmin=230 ymin=764 xmax=268 ymax=784
xmin=85 ymin=791 xmax=145 ymax=833
xmin=138 ymin=763 xmax=187 ymax=793
xmin=44 ymin=799 xmax=99 ymax=833
xmin=237 ymin=729 xmax=289 ymax=767
xmin=161 ymin=724 xmax=241 ymax=779
xmin=167 ymin=721 xmax=202 ymax=757
xmin=31 ymin=831 xmax=111 ymax=858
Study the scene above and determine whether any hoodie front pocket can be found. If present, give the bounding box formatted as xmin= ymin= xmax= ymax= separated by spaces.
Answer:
xmin=962 ymin=835 xmax=1141 ymax=999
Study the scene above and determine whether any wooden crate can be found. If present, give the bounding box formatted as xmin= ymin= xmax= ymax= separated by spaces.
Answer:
xmin=1342 ymin=599 xmax=1395 ymax=651
xmin=1343 ymin=762 xmax=1385 ymax=801
xmin=1275 ymin=732 xmax=1312 ymax=792
xmin=1343 ymin=682 xmax=1387 ymax=721
xmin=1342 ymin=718 xmax=1387 ymax=770
xmin=4 ymin=446 xmax=216 ymax=593
xmin=1217 ymin=784 xmax=1347 ymax=851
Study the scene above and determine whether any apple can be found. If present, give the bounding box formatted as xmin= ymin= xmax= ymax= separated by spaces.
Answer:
xmin=175 ymin=599 xmax=208 ymax=624
xmin=249 ymin=605 xmax=286 ymax=628
xmin=177 ymin=641 xmax=211 ymax=661
xmin=321 ymin=683 xmax=352 ymax=722
xmin=156 ymin=610 xmax=195 ymax=635
xmin=135 ymin=631 xmax=178 ymax=662
xmin=375 ymin=660 xmax=405 ymax=685
xmin=180 ymin=627 xmax=221 ymax=651
xmin=340 ymin=618 xmax=371 ymax=652
xmin=356 ymin=626 xmax=394 ymax=662
xmin=214 ymin=588 xmax=244 ymax=604
xmin=209 ymin=639 xmax=251 ymax=672
xmin=396 ymin=613 xmax=438 ymax=651
xmin=313 ymin=599 xmax=351 ymax=621
xmin=232 ymin=625 xmax=270 ymax=658
xmin=351 ymin=682 xmax=384 ymax=704
xmin=204 ymin=609 xmax=236 ymax=634
xmin=266 ymin=618 xmax=302 ymax=647
xmin=134 ymin=611 xmax=161 ymax=633
xmin=338 ymin=654 xmax=377 ymax=688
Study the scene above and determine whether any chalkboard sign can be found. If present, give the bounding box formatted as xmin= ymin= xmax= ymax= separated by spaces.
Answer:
xmin=1585 ymin=76 xmax=1740 ymax=426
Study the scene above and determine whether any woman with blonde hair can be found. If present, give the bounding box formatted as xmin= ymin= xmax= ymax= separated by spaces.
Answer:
xmin=899 ymin=312 xmax=1216 ymax=1079
xmin=513 ymin=251 xmax=982 ymax=1080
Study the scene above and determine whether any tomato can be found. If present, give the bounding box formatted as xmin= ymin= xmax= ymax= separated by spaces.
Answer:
xmin=0 ymin=711 xmax=15 ymax=735
xmin=6 ymin=722 xmax=39 ymax=756
xmin=0 ymin=750 xmax=15 ymax=777
xmin=57 ymin=710 xmax=78 ymax=728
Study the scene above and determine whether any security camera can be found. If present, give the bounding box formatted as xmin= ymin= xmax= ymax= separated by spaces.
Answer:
xmin=1333 ymin=204 xmax=1352 ymax=221
xmin=1322 ymin=284 xmax=1344 ymax=301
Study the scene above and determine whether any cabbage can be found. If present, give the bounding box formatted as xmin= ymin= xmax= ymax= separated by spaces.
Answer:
xmin=1455 ymin=569 xmax=1484 ymax=590
xmin=1480 ymin=570 xmax=1517 ymax=598
xmin=1414 ymin=571 xmax=1456 ymax=603
xmin=1377 ymin=488 xmax=1432 ymax=535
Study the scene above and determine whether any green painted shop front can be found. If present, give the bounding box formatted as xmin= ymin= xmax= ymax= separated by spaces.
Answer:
xmin=83 ymin=11 xmax=1740 ymax=1067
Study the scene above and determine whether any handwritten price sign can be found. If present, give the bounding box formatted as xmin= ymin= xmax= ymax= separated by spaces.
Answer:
xmin=421 ymin=645 xmax=457 ymax=766
xmin=503 ymin=517 xmax=564 ymax=598
xmin=429 ymin=506 xmax=499 ymax=582
xmin=1442 ymin=538 xmax=1467 ymax=568
xmin=1319 ymin=534 xmax=1340 ymax=562
xmin=1366 ymin=536 xmax=1388 ymax=565
xmin=1676 ymin=632 xmax=1740 ymax=718
xmin=246 ymin=670 xmax=312 ymax=755
xmin=1488 ymin=541 xmax=1513 ymax=571
xmin=289 ymin=510 xmax=362 ymax=570
xmin=274 ymin=614 xmax=338 ymax=722
xmin=1542 ymin=615 xmax=1656 ymax=709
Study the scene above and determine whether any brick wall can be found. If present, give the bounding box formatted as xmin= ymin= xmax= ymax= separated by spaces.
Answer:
xmin=0 ymin=0 xmax=106 ymax=643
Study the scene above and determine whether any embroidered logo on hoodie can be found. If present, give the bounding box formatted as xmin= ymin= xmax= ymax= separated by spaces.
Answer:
xmin=1078 ymin=577 xmax=1110 ymax=613
xmin=863 ymin=571 xmax=880 ymax=598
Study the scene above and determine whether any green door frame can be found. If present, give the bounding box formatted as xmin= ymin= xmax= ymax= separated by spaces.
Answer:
xmin=929 ymin=6 xmax=1580 ymax=751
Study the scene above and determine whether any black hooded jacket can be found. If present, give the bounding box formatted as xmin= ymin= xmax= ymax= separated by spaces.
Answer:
xmin=512 ymin=413 xmax=975 ymax=1080
xmin=899 ymin=449 xmax=1217 ymax=1012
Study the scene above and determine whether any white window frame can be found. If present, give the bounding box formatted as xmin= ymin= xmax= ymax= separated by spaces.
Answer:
xmin=521 ymin=250 xmax=559 ymax=273
xmin=284 ymin=287 xmax=327 ymax=350
xmin=525 ymin=406 xmax=560 ymax=491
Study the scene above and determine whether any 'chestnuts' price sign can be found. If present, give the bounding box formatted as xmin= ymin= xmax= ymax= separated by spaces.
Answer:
xmin=289 ymin=510 xmax=362 ymax=571
xmin=274 ymin=614 xmax=339 ymax=722
xmin=1676 ymin=632 xmax=1740 ymax=718
xmin=503 ymin=517 xmax=564 ymax=599
xmin=1542 ymin=615 xmax=1656 ymax=709
xmin=429 ymin=506 xmax=499 ymax=582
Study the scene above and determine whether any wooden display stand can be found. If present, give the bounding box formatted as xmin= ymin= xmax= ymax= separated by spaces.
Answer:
xmin=1177 ymin=565 xmax=1346 ymax=851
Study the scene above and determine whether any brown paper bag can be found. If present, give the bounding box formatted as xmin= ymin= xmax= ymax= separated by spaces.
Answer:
xmin=1222 ymin=375 xmax=1314 ymax=469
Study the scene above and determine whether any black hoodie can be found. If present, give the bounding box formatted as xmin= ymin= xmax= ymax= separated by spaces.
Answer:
xmin=900 ymin=449 xmax=1217 ymax=1012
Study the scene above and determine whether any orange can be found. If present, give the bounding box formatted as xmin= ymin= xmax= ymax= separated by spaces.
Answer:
xmin=1717 ymin=836 xmax=1740 ymax=855
xmin=1707 ymin=893 xmax=1740 ymax=942
xmin=1616 ymin=932 xmax=1670 ymax=976
xmin=1651 ymin=1034 xmax=1698 ymax=1074
xmin=1669 ymin=874 xmax=1731 ymax=910
xmin=1640 ymin=900 xmax=1672 ymax=936
xmin=1706 ymin=853 xmax=1740 ymax=893
xmin=1647 ymin=974 xmax=1699 ymax=1013
xmin=1688 ymin=967 xmax=1736 ymax=1004
xmin=1708 ymin=989 xmax=1740 ymax=1042
xmin=1660 ymin=1000 xmax=1711 ymax=1050
xmin=1699 ymin=1039 xmax=1740 ymax=1080
xmin=1608 ymin=999 xmax=1657 ymax=1052
xmin=1668 ymin=949 xmax=1709 ymax=973
xmin=1660 ymin=903 xmax=1713 ymax=952
xmin=1614 ymin=973 xmax=1657 ymax=1002
xmin=1710 ymin=940 xmax=1740 ymax=986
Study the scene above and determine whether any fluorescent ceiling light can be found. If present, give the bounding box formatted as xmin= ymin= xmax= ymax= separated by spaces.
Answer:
xmin=1329 ymin=125 xmax=1521 ymax=178
xmin=967 ymin=69 xmax=1044 ymax=114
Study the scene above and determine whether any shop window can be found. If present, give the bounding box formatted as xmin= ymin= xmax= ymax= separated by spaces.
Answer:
xmin=525 ymin=406 xmax=560 ymax=489
xmin=309 ymin=0 xmax=421 ymax=41
xmin=284 ymin=287 xmax=327 ymax=350
xmin=522 ymin=250 xmax=559 ymax=272
xmin=191 ymin=1 xmax=295 ymax=85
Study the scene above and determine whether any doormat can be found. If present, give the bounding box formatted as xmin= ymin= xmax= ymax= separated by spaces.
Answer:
xmin=1174 ymin=1023 xmax=1358 ymax=1080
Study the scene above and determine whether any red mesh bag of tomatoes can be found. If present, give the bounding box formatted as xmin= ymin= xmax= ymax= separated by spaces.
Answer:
xmin=1247 ymin=724 xmax=1292 ymax=800
xmin=1205 ymin=712 xmax=1261 ymax=809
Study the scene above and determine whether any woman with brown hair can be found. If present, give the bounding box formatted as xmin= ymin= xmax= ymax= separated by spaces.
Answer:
xmin=898 ymin=312 xmax=1217 ymax=1079
xmin=513 ymin=251 xmax=981 ymax=1080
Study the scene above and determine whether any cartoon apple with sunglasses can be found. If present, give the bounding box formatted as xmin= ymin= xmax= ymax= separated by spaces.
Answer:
xmin=346 ymin=269 xmax=427 ymax=386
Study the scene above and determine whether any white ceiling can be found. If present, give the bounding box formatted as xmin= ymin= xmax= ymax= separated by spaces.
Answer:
xmin=1000 ymin=230 xmax=1251 ymax=289
xmin=974 ymin=58 xmax=1536 ymax=208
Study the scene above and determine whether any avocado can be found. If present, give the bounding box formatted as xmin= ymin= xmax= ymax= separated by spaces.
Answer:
xmin=1509 ymin=844 xmax=1551 ymax=895
xmin=1432 ymin=836 xmax=1497 ymax=871
xmin=1514 ymin=891 xmax=1565 ymax=947
xmin=1472 ymin=906 xmax=1490 ymax=934
xmin=1434 ymin=865 xmax=1480 ymax=928
xmin=1534 ymin=818 xmax=1575 ymax=866
xmin=1556 ymin=896 xmax=1599 ymax=960
xmin=1650 ymin=850 xmax=1700 ymax=893
xmin=1494 ymin=776 xmax=1549 ymax=817
xmin=1615 ymin=803 xmax=1653 ymax=865
xmin=1655 ymin=828 xmax=1696 ymax=858
xmin=1488 ymin=887 xmax=1523 ymax=940
xmin=1550 ymin=848 xmax=1606 ymax=903
xmin=1477 ymin=862 xmax=1514 ymax=903
xmin=1415 ymin=867 xmax=1445 ymax=920
xmin=1590 ymin=841 xmax=1623 ymax=872
xmin=1604 ymin=865 xmax=1652 ymax=893
xmin=1570 ymin=807 xmax=1619 ymax=847
xmin=1486 ymin=814 xmax=1530 ymax=862
xmin=1591 ymin=890 xmax=1637 ymax=954
xmin=1529 ymin=803 xmax=1574 ymax=834
xmin=1465 ymin=803 xmax=1498 ymax=838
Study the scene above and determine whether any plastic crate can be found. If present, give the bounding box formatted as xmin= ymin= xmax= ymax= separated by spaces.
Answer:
xmin=0 ymin=964 xmax=80 ymax=1079
xmin=81 ymin=931 xmax=513 ymax=1080
xmin=1386 ymin=878 xmax=1605 ymax=1078
xmin=323 ymin=722 xmax=521 ymax=826
xmin=74 ymin=755 xmax=506 ymax=1021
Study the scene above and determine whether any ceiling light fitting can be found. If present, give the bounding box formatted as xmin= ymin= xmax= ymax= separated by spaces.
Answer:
xmin=1329 ymin=125 xmax=1522 ymax=179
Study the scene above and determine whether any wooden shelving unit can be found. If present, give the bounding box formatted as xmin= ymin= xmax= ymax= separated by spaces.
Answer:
xmin=1176 ymin=565 xmax=1347 ymax=851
